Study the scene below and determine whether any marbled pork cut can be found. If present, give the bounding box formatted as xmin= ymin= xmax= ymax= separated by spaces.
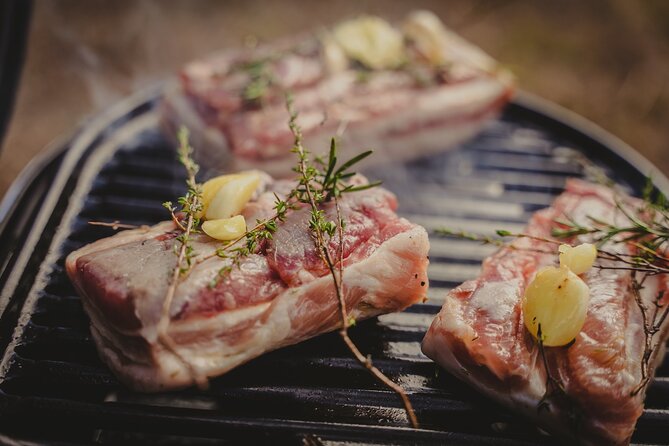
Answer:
xmin=161 ymin=11 xmax=514 ymax=175
xmin=66 ymin=175 xmax=429 ymax=391
xmin=422 ymin=179 xmax=669 ymax=445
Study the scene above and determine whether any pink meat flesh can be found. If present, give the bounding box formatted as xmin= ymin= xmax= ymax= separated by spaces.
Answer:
xmin=66 ymin=174 xmax=429 ymax=391
xmin=422 ymin=179 xmax=669 ymax=446
xmin=161 ymin=24 xmax=514 ymax=176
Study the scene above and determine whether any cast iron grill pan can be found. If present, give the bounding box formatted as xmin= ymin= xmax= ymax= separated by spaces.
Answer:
xmin=0 ymin=89 xmax=668 ymax=445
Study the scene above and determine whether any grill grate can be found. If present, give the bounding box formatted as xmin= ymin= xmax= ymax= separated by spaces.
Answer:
xmin=0 ymin=90 xmax=668 ymax=445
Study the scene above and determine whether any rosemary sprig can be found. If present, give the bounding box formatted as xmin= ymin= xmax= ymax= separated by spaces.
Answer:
xmin=435 ymin=228 xmax=506 ymax=247
xmin=286 ymin=96 xmax=419 ymax=429
xmin=437 ymin=177 xmax=669 ymax=398
xmin=202 ymin=99 xmax=379 ymax=286
xmin=158 ymin=101 xmax=416 ymax=424
xmin=235 ymin=58 xmax=277 ymax=106
xmin=434 ymin=228 xmax=559 ymax=256
xmin=552 ymin=185 xmax=669 ymax=396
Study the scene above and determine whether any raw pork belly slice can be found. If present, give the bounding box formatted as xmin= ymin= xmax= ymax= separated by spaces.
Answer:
xmin=66 ymin=175 xmax=429 ymax=391
xmin=422 ymin=179 xmax=669 ymax=446
xmin=161 ymin=11 xmax=514 ymax=176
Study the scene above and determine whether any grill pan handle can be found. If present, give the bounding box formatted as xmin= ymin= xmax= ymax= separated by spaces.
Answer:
xmin=0 ymin=0 xmax=32 ymax=152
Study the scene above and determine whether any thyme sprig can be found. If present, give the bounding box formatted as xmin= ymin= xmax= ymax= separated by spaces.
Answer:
xmin=210 ymin=203 xmax=291 ymax=284
xmin=158 ymin=127 xmax=206 ymax=388
xmin=286 ymin=96 xmax=419 ymax=429
xmin=88 ymin=220 xmax=143 ymax=230
xmin=201 ymin=98 xmax=379 ymax=286
xmin=158 ymin=102 xmax=416 ymax=425
xmin=551 ymin=203 xmax=669 ymax=276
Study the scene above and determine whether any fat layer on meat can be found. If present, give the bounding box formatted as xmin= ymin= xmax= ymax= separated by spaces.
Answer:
xmin=160 ymin=12 xmax=514 ymax=176
xmin=422 ymin=179 xmax=669 ymax=446
xmin=66 ymin=175 xmax=429 ymax=391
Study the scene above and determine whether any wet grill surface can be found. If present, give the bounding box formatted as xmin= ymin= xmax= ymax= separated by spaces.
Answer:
xmin=0 ymin=93 xmax=668 ymax=445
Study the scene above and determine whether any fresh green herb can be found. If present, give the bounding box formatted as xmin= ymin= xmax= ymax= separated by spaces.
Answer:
xmin=162 ymin=200 xmax=185 ymax=231
xmin=158 ymin=126 xmax=207 ymax=388
xmin=237 ymin=59 xmax=276 ymax=106
xmin=201 ymin=95 xmax=382 ymax=287
xmin=435 ymin=228 xmax=506 ymax=246
xmin=285 ymin=94 xmax=418 ymax=429
xmin=157 ymin=100 xmax=415 ymax=427
xmin=439 ymin=176 xmax=669 ymax=398
xmin=551 ymin=182 xmax=669 ymax=396
xmin=88 ymin=220 xmax=141 ymax=230
xmin=200 ymin=192 xmax=296 ymax=286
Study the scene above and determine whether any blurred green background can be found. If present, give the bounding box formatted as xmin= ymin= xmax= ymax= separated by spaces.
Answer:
xmin=1 ymin=0 xmax=667 ymax=199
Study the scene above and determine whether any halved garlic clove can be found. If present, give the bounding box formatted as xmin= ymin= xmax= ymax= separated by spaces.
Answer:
xmin=205 ymin=171 xmax=261 ymax=220
xmin=202 ymin=215 xmax=247 ymax=241
xmin=332 ymin=15 xmax=405 ymax=70
xmin=523 ymin=266 xmax=590 ymax=347
xmin=559 ymin=243 xmax=597 ymax=275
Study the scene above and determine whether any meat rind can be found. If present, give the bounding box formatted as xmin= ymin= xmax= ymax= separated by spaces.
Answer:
xmin=422 ymin=179 xmax=669 ymax=446
xmin=67 ymin=176 xmax=429 ymax=391
xmin=160 ymin=12 xmax=514 ymax=176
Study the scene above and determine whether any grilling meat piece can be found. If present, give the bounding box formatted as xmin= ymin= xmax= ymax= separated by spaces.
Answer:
xmin=66 ymin=175 xmax=429 ymax=391
xmin=422 ymin=179 xmax=669 ymax=446
xmin=161 ymin=10 xmax=514 ymax=176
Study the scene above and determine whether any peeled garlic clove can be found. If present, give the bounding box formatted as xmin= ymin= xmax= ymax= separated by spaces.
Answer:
xmin=205 ymin=172 xmax=261 ymax=220
xmin=321 ymin=33 xmax=349 ymax=73
xmin=559 ymin=243 xmax=597 ymax=275
xmin=198 ymin=173 xmax=242 ymax=218
xmin=403 ymin=10 xmax=498 ymax=73
xmin=402 ymin=10 xmax=449 ymax=66
xmin=523 ymin=266 xmax=589 ymax=347
xmin=202 ymin=215 xmax=247 ymax=241
xmin=333 ymin=15 xmax=405 ymax=70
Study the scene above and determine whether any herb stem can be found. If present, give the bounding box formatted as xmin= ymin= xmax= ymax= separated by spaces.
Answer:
xmin=287 ymin=97 xmax=419 ymax=429
xmin=157 ymin=128 xmax=206 ymax=388
xmin=88 ymin=220 xmax=142 ymax=230
xmin=192 ymin=214 xmax=281 ymax=267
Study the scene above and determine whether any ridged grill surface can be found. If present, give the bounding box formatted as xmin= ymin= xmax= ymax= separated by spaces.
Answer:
xmin=0 ymin=97 xmax=667 ymax=445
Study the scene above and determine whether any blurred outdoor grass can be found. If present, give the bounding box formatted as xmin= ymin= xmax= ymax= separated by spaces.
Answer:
xmin=1 ymin=0 xmax=667 ymax=198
